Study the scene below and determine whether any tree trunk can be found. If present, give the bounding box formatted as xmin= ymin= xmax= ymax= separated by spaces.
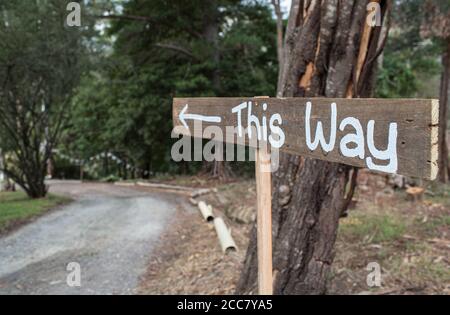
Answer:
xmin=46 ymin=157 xmax=54 ymax=179
xmin=6 ymin=164 xmax=47 ymax=198
xmin=123 ymin=163 xmax=128 ymax=180
xmin=204 ymin=0 xmax=221 ymax=95
xmin=1 ymin=150 xmax=47 ymax=198
xmin=201 ymin=158 xmax=234 ymax=181
xmin=0 ymin=149 xmax=5 ymax=191
xmin=237 ymin=0 xmax=390 ymax=295
xmin=203 ymin=0 xmax=230 ymax=180
xmin=80 ymin=164 xmax=84 ymax=182
xmin=104 ymin=154 xmax=110 ymax=177
xmin=438 ymin=39 xmax=450 ymax=183
xmin=26 ymin=180 xmax=47 ymax=199
xmin=272 ymin=0 xmax=285 ymax=95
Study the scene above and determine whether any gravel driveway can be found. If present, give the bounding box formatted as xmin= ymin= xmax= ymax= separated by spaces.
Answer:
xmin=0 ymin=181 xmax=179 ymax=295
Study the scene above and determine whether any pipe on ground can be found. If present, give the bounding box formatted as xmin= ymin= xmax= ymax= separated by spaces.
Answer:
xmin=198 ymin=201 xmax=214 ymax=222
xmin=213 ymin=217 xmax=237 ymax=253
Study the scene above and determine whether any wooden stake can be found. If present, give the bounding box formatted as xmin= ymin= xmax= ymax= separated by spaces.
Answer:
xmin=255 ymin=146 xmax=273 ymax=295
xmin=253 ymin=96 xmax=273 ymax=295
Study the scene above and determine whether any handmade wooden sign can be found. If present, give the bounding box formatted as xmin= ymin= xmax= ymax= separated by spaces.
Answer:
xmin=173 ymin=97 xmax=439 ymax=180
xmin=172 ymin=97 xmax=439 ymax=295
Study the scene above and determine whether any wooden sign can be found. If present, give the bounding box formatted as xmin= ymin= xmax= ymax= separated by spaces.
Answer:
xmin=172 ymin=96 xmax=439 ymax=295
xmin=173 ymin=97 xmax=439 ymax=180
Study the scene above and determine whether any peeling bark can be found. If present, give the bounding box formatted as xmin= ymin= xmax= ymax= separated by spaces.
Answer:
xmin=438 ymin=40 xmax=450 ymax=183
xmin=272 ymin=0 xmax=285 ymax=94
xmin=203 ymin=0 xmax=228 ymax=180
xmin=237 ymin=0 xmax=390 ymax=295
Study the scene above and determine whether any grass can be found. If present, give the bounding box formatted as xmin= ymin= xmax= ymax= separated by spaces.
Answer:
xmin=340 ymin=213 xmax=406 ymax=243
xmin=334 ymin=181 xmax=450 ymax=294
xmin=426 ymin=184 xmax=450 ymax=206
xmin=389 ymin=245 xmax=450 ymax=285
xmin=422 ymin=215 xmax=450 ymax=230
xmin=0 ymin=191 xmax=71 ymax=234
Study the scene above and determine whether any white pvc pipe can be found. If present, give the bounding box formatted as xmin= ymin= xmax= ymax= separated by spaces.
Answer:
xmin=198 ymin=201 xmax=214 ymax=222
xmin=214 ymin=217 xmax=237 ymax=253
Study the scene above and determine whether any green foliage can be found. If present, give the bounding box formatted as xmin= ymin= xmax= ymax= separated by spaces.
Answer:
xmin=0 ymin=0 xmax=92 ymax=197
xmin=64 ymin=0 xmax=278 ymax=178
xmin=376 ymin=50 xmax=439 ymax=98
xmin=376 ymin=0 xmax=441 ymax=98
xmin=340 ymin=214 xmax=406 ymax=243
xmin=0 ymin=192 xmax=71 ymax=234
xmin=426 ymin=183 xmax=450 ymax=206
xmin=100 ymin=174 xmax=121 ymax=183
xmin=376 ymin=53 xmax=418 ymax=98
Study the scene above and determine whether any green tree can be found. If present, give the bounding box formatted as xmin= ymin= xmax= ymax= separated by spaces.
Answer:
xmin=375 ymin=0 xmax=449 ymax=182
xmin=65 ymin=0 xmax=277 ymax=178
xmin=0 ymin=0 xmax=90 ymax=198
xmin=421 ymin=0 xmax=450 ymax=183
xmin=376 ymin=0 xmax=441 ymax=99
xmin=238 ymin=0 xmax=391 ymax=295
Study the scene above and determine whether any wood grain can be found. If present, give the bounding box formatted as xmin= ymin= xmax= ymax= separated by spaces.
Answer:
xmin=173 ymin=97 xmax=439 ymax=180
xmin=255 ymin=147 xmax=273 ymax=295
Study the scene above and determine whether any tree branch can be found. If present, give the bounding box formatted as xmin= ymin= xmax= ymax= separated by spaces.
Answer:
xmin=154 ymin=43 xmax=197 ymax=60
xmin=94 ymin=14 xmax=155 ymax=22
xmin=93 ymin=14 xmax=203 ymax=39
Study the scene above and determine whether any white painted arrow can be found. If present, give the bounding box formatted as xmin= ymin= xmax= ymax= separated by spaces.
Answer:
xmin=179 ymin=104 xmax=222 ymax=130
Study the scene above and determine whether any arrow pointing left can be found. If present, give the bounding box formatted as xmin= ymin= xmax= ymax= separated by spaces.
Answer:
xmin=179 ymin=104 xmax=222 ymax=130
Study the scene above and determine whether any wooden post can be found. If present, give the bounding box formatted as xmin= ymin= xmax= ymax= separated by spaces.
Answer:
xmin=255 ymin=147 xmax=273 ymax=295
xmin=254 ymin=96 xmax=273 ymax=295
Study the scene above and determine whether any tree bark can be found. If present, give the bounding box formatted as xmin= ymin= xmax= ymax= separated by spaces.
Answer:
xmin=203 ymin=0 xmax=231 ymax=180
xmin=237 ymin=0 xmax=390 ymax=295
xmin=204 ymin=0 xmax=221 ymax=95
xmin=272 ymin=0 xmax=285 ymax=95
xmin=0 ymin=149 xmax=5 ymax=191
xmin=438 ymin=39 xmax=450 ymax=183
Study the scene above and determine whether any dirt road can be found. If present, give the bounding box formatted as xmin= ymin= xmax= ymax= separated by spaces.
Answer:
xmin=0 ymin=181 xmax=180 ymax=295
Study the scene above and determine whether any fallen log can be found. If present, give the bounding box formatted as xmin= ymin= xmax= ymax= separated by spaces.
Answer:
xmin=136 ymin=181 xmax=194 ymax=192
xmin=189 ymin=198 xmax=199 ymax=206
xmin=191 ymin=188 xmax=214 ymax=198
xmin=114 ymin=182 xmax=136 ymax=187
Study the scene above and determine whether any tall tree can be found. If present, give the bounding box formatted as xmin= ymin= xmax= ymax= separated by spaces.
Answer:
xmin=0 ymin=127 xmax=15 ymax=191
xmin=67 ymin=0 xmax=277 ymax=178
xmin=376 ymin=0 xmax=440 ymax=99
xmin=0 ymin=0 xmax=89 ymax=198
xmin=238 ymin=0 xmax=391 ymax=294
xmin=271 ymin=0 xmax=285 ymax=94
xmin=421 ymin=0 xmax=450 ymax=183
xmin=0 ymin=148 xmax=5 ymax=191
